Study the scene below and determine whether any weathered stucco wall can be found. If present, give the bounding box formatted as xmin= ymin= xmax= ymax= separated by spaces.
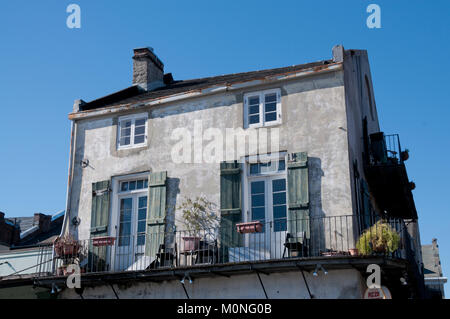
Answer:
xmin=59 ymin=268 xmax=366 ymax=299
xmin=68 ymin=70 xmax=352 ymax=241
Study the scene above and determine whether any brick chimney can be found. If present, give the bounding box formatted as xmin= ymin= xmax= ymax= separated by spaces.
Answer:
xmin=34 ymin=213 xmax=51 ymax=233
xmin=132 ymin=47 xmax=164 ymax=91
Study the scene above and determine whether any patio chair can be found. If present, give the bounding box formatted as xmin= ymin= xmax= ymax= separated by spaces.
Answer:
xmin=155 ymin=242 xmax=178 ymax=268
xmin=283 ymin=232 xmax=308 ymax=258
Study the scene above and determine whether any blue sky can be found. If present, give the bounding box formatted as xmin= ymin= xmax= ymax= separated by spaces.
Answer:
xmin=0 ymin=1 xmax=448 ymax=296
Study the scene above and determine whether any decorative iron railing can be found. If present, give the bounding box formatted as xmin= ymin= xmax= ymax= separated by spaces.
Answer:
xmin=23 ymin=214 xmax=414 ymax=278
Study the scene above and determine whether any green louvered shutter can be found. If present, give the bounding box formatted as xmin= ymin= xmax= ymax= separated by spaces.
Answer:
xmin=89 ymin=180 xmax=111 ymax=272
xmin=287 ymin=152 xmax=310 ymax=243
xmin=220 ymin=161 xmax=243 ymax=262
xmin=145 ymin=171 xmax=167 ymax=258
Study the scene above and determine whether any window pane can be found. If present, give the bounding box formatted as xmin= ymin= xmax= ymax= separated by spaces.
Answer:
xmin=120 ymin=198 xmax=132 ymax=222
xmin=274 ymin=218 xmax=287 ymax=232
xmin=144 ymin=179 xmax=148 ymax=188
xmin=135 ymin=126 xmax=145 ymax=135
xmin=250 ymin=163 xmax=259 ymax=175
xmin=251 ymin=181 xmax=264 ymax=194
xmin=137 ymin=234 xmax=145 ymax=246
xmin=278 ymin=159 xmax=286 ymax=172
xmin=122 ymin=120 xmax=132 ymax=128
xmin=252 ymin=194 xmax=265 ymax=207
xmin=138 ymin=196 xmax=147 ymax=208
xmin=249 ymin=115 xmax=260 ymax=124
xmin=137 ymin=221 xmax=146 ymax=233
xmin=265 ymin=102 xmax=276 ymax=113
xmin=265 ymin=112 xmax=277 ymax=122
xmin=272 ymin=179 xmax=286 ymax=192
xmin=122 ymin=197 xmax=132 ymax=209
xmin=273 ymin=205 xmax=287 ymax=219
xmin=249 ymin=105 xmax=259 ymax=115
xmin=121 ymin=182 xmax=129 ymax=192
xmin=120 ymin=136 xmax=131 ymax=146
xmin=273 ymin=192 xmax=286 ymax=205
xmin=265 ymin=93 xmax=277 ymax=103
xmin=248 ymin=96 xmax=259 ymax=105
xmin=137 ymin=180 xmax=143 ymax=189
xmin=129 ymin=181 xmax=136 ymax=190
xmin=135 ymin=118 xmax=146 ymax=127
xmin=134 ymin=134 xmax=145 ymax=144
xmin=252 ymin=207 xmax=265 ymax=221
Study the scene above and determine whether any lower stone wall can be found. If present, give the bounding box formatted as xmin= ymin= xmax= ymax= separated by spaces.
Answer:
xmin=59 ymin=269 xmax=366 ymax=299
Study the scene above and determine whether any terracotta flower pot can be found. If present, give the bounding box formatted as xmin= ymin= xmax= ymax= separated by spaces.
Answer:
xmin=182 ymin=236 xmax=201 ymax=251
xmin=348 ymin=248 xmax=359 ymax=256
xmin=236 ymin=221 xmax=263 ymax=234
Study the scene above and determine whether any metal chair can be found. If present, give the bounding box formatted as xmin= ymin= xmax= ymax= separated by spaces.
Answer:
xmin=283 ymin=232 xmax=308 ymax=258
xmin=155 ymin=242 xmax=178 ymax=268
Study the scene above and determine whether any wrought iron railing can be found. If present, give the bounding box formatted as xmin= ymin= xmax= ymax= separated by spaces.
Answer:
xmin=369 ymin=133 xmax=406 ymax=166
xmin=25 ymin=215 xmax=414 ymax=278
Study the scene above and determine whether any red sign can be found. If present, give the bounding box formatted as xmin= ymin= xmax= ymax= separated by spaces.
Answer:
xmin=92 ymin=236 xmax=116 ymax=247
xmin=364 ymin=287 xmax=392 ymax=299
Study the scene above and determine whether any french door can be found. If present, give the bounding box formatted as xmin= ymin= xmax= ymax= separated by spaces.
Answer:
xmin=248 ymin=176 xmax=287 ymax=260
xmin=115 ymin=194 xmax=147 ymax=271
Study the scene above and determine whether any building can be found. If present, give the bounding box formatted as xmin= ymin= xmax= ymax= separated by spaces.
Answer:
xmin=422 ymin=239 xmax=447 ymax=299
xmin=0 ymin=211 xmax=64 ymax=298
xmin=0 ymin=45 xmax=425 ymax=299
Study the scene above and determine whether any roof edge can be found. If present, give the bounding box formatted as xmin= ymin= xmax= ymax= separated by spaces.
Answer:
xmin=69 ymin=62 xmax=343 ymax=121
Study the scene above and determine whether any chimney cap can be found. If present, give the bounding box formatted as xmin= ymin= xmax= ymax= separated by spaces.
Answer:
xmin=132 ymin=47 xmax=164 ymax=71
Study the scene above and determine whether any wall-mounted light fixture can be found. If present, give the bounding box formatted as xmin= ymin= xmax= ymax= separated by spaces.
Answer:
xmin=80 ymin=159 xmax=89 ymax=168
xmin=180 ymin=273 xmax=193 ymax=284
xmin=313 ymin=264 xmax=328 ymax=277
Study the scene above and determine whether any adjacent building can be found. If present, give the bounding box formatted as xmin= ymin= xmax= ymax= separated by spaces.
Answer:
xmin=0 ymin=211 xmax=64 ymax=298
xmin=422 ymin=239 xmax=447 ymax=299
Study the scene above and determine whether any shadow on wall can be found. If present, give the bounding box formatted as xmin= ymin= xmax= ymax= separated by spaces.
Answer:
xmin=164 ymin=177 xmax=180 ymax=244
xmin=308 ymin=156 xmax=357 ymax=256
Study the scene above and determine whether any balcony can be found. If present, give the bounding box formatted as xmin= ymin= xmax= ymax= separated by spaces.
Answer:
xmin=23 ymin=215 xmax=416 ymax=284
xmin=365 ymin=133 xmax=417 ymax=219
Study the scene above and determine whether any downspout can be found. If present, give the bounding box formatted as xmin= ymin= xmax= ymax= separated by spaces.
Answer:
xmin=51 ymin=109 xmax=78 ymax=273
xmin=61 ymin=118 xmax=77 ymax=238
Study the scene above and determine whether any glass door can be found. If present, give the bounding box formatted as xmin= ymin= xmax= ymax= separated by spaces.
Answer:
xmin=115 ymin=194 xmax=148 ymax=271
xmin=247 ymin=176 xmax=287 ymax=260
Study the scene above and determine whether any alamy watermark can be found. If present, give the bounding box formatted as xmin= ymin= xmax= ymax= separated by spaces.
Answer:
xmin=366 ymin=4 xmax=381 ymax=29
xmin=170 ymin=121 xmax=280 ymax=164
xmin=66 ymin=4 xmax=81 ymax=29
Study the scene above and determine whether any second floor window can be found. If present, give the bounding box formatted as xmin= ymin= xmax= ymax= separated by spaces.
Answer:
xmin=244 ymin=89 xmax=281 ymax=128
xmin=117 ymin=113 xmax=148 ymax=149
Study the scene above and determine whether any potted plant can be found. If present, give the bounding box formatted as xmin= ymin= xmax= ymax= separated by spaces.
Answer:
xmin=400 ymin=149 xmax=410 ymax=161
xmin=54 ymin=234 xmax=80 ymax=258
xmin=178 ymin=196 xmax=219 ymax=252
xmin=356 ymin=220 xmax=400 ymax=256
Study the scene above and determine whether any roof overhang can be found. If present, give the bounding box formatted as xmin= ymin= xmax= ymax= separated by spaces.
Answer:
xmin=68 ymin=62 xmax=343 ymax=121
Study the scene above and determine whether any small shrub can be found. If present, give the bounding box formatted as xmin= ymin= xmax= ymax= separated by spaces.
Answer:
xmin=356 ymin=220 xmax=400 ymax=255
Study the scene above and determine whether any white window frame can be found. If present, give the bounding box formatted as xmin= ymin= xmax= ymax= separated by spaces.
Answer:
xmin=244 ymin=88 xmax=282 ymax=129
xmin=117 ymin=113 xmax=148 ymax=150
